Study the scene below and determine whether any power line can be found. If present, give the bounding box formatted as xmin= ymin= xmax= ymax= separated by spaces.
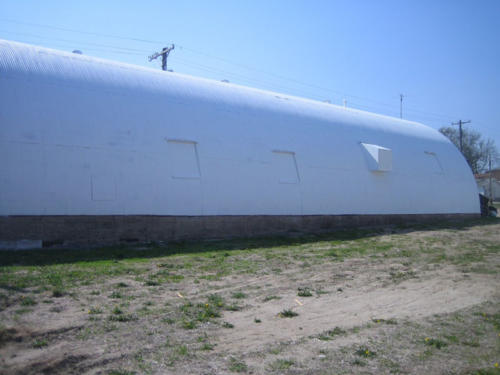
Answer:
xmin=0 ymin=20 xmax=465 ymax=124
xmin=0 ymin=19 xmax=413 ymax=111
xmin=0 ymin=18 xmax=166 ymax=45
xmin=0 ymin=30 xmax=151 ymax=53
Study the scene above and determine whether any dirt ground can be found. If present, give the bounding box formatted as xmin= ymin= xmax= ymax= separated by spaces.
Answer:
xmin=1 ymin=219 xmax=499 ymax=374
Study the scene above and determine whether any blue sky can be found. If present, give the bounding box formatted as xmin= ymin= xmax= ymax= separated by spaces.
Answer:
xmin=1 ymin=0 xmax=499 ymax=162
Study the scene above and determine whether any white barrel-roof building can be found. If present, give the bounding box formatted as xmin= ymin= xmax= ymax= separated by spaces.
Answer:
xmin=0 ymin=40 xmax=479 ymax=247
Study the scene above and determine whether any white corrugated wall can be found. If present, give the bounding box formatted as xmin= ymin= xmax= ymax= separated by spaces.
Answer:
xmin=0 ymin=40 xmax=480 ymax=216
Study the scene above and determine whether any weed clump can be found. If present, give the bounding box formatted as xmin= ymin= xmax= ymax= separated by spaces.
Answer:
xmin=107 ymin=370 xmax=136 ymax=375
xmin=108 ymin=306 xmax=137 ymax=322
xmin=424 ymin=337 xmax=447 ymax=349
xmin=297 ymin=287 xmax=313 ymax=297
xmin=228 ymin=357 xmax=248 ymax=372
xmin=263 ymin=295 xmax=281 ymax=302
xmin=371 ymin=318 xmax=397 ymax=325
xmin=269 ymin=359 xmax=294 ymax=370
xmin=201 ymin=342 xmax=214 ymax=350
xmin=20 ymin=296 xmax=37 ymax=306
xmin=109 ymin=291 xmax=123 ymax=299
xmin=318 ymin=326 xmax=345 ymax=340
xmin=178 ymin=294 xmax=227 ymax=329
xmin=231 ymin=292 xmax=247 ymax=299
xmin=32 ymin=339 xmax=48 ymax=348
xmin=278 ymin=309 xmax=299 ymax=318
xmin=225 ymin=303 xmax=241 ymax=311
xmin=52 ymin=289 xmax=65 ymax=298
xmin=355 ymin=346 xmax=377 ymax=358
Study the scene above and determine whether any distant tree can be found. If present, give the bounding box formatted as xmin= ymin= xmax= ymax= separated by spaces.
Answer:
xmin=439 ymin=126 xmax=498 ymax=174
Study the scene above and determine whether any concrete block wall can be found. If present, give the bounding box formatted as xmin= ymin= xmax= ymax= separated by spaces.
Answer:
xmin=0 ymin=213 xmax=479 ymax=249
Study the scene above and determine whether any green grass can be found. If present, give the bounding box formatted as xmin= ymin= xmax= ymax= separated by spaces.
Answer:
xmin=107 ymin=370 xmax=137 ymax=375
xmin=476 ymin=312 xmax=500 ymax=331
xmin=181 ymin=320 xmax=196 ymax=329
xmin=1 ymin=219 xmax=495 ymax=298
xmin=20 ymin=296 xmax=37 ymax=306
xmin=0 ymin=227 xmax=393 ymax=294
xmin=32 ymin=338 xmax=48 ymax=348
xmin=228 ymin=357 xmax=248 ymax=373
xmin=269 ymin=359 xmax=294 ymax=371
xmin=176 ymin=345 xmax=188 ymax=356
xmin=231 ymin=291 xmax=247 ymax=299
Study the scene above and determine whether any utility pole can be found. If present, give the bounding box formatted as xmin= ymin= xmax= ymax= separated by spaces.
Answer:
xmin=451 ymin=120 xmax=471 ymax=153
xmin=399 ymin=94 xmax=404 ymax=119
xmin=149 ymin=44 xmax=175 ymax=71
xmin=489 ymin=155 xmax=493 ymax=202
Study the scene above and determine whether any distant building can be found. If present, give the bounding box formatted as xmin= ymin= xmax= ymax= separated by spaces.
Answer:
xmin=475 ymin=169 xmax=500 ymax=201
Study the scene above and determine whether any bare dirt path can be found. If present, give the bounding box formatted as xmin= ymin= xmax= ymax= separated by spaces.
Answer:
xmin=215 ymin=264 xmax=498 ymax=355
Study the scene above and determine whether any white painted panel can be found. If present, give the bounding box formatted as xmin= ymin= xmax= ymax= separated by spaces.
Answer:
xmin=424 ymin=151 xmax=444 ymax=174
xmin=272 ymin=151 xmax=300 ymax=184
xmin=166 ymin=140 xmax=201 ymax=179
xmin=166 ymin=179 xmax=203 ymax=215
xmin=163 ymin=139 xmax=202 ymax=214
xmin=0 ymin=141 xmax=44 ymax=214
xmin=91 ymin=175 xmax=116 ymax=201
xmin=41 ymin=145 xmax=91 ymax=214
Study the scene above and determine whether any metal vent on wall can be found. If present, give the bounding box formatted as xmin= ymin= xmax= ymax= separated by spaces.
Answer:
xmin=360 ymin=143 xmax=393 ymax=172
